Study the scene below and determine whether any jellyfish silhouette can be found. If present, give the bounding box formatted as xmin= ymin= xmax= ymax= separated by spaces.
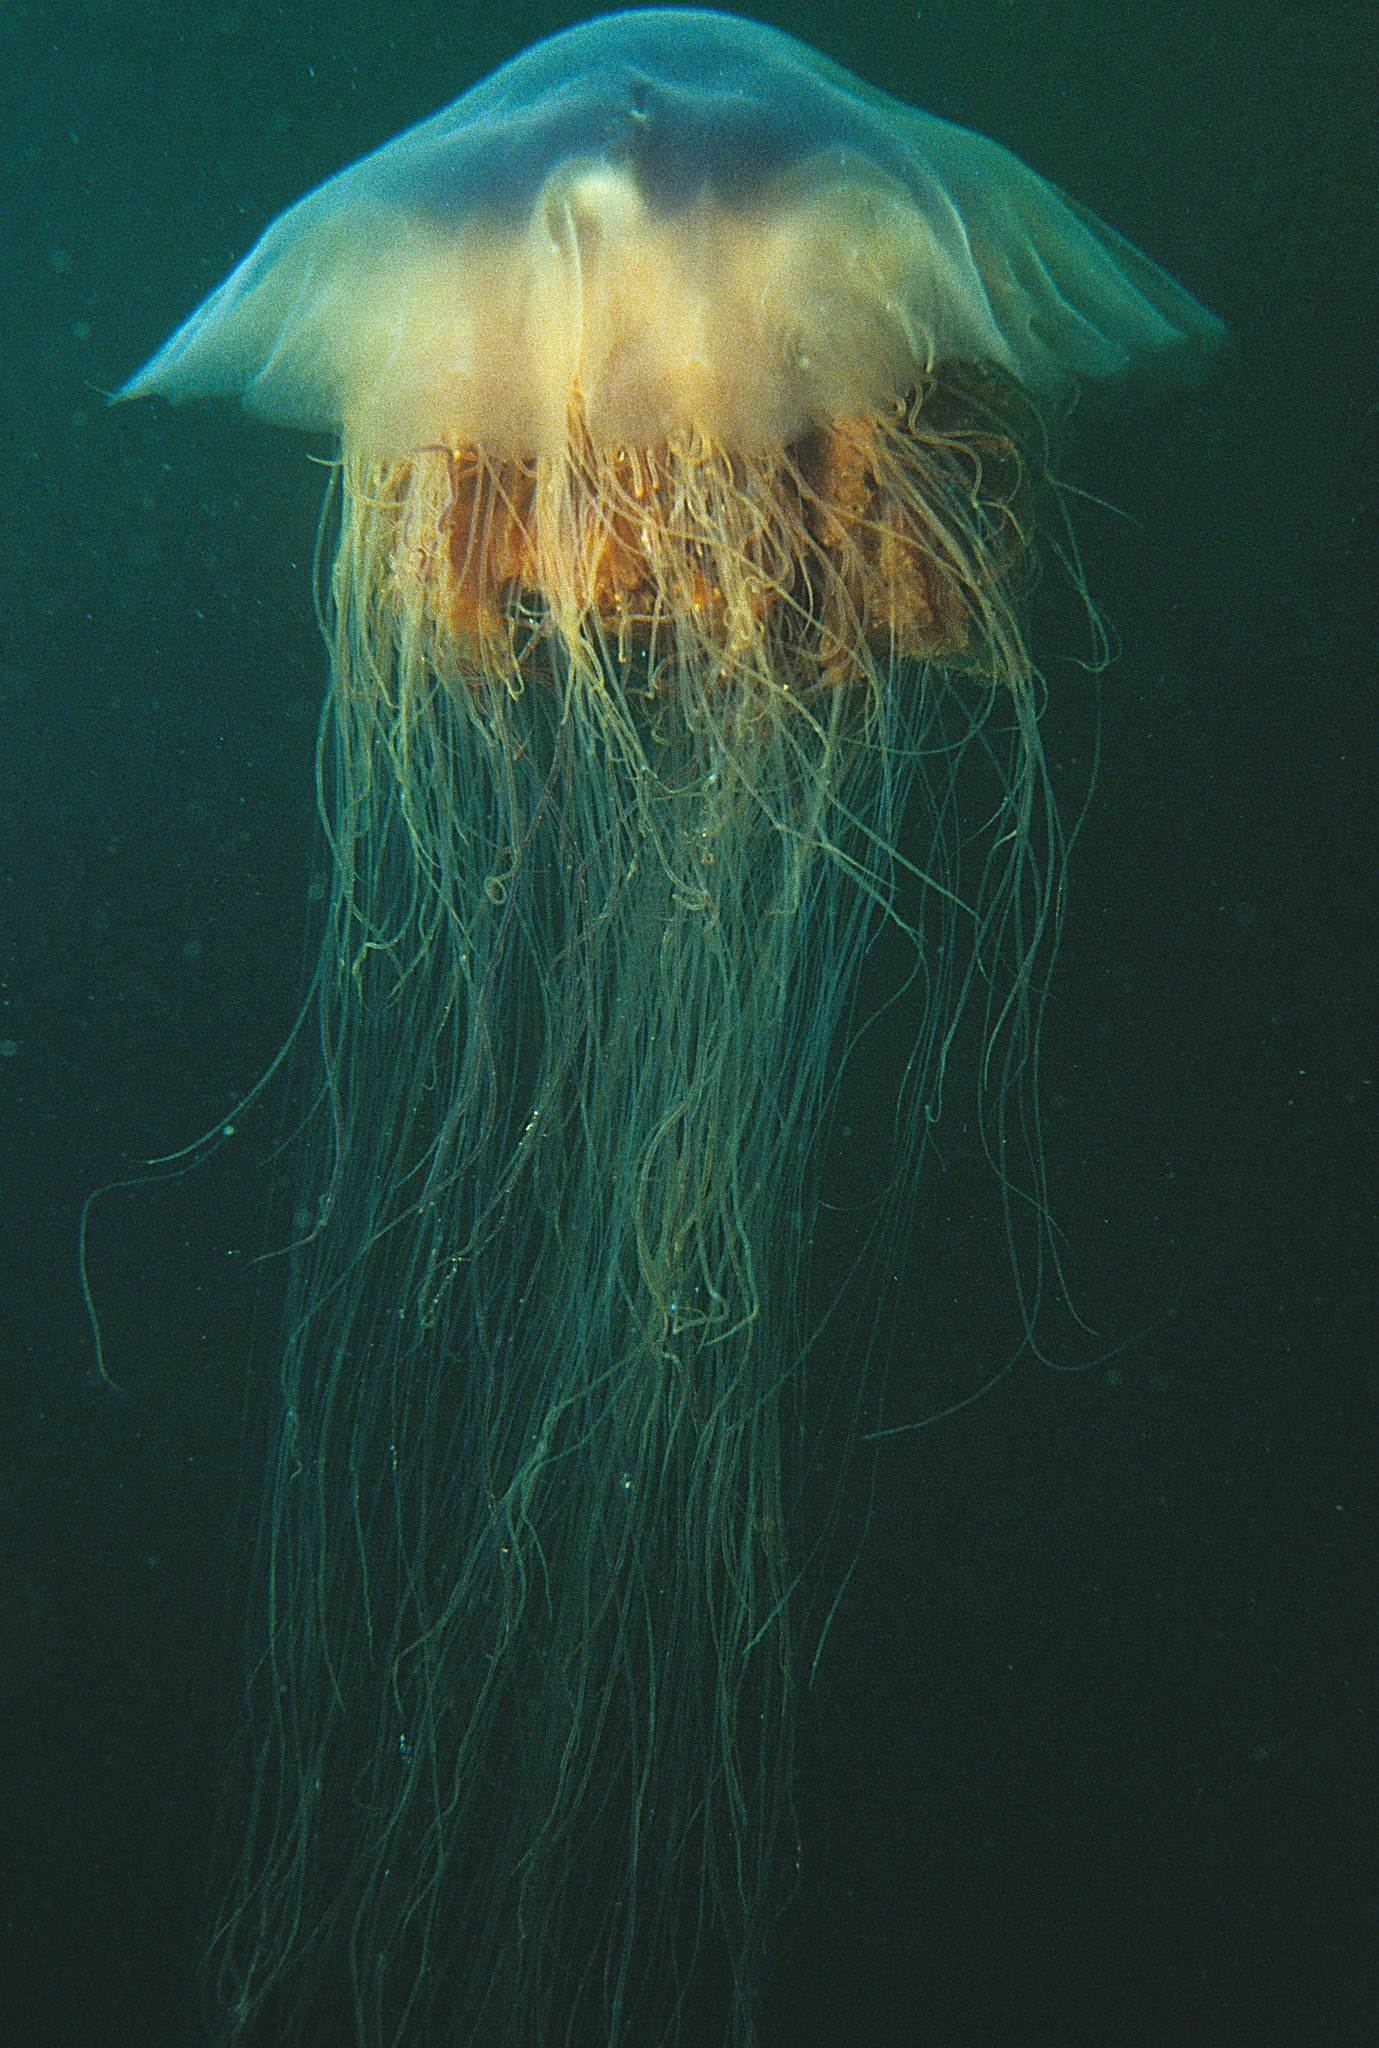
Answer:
xmin=119 ymin=11 xmax=1223 ymax=2046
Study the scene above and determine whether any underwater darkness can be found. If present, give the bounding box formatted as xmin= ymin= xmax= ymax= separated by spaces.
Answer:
xmin=0 ymin=1 xmax=1374 ymax=2044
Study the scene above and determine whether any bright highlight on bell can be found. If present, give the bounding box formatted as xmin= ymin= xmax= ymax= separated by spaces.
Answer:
xmin=119 ymin=12 xmax=1223 ymax=2046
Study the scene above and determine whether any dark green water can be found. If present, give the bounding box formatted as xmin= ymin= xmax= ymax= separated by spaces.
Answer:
xmin=1 ymin=5 xmax=1373 ymax=2045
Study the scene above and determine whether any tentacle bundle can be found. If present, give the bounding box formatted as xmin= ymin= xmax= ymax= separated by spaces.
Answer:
xmin=216 ymin=370 xmax=1053 ymax=2048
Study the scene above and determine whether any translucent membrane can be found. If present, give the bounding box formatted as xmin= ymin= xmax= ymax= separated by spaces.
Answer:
xmin=119 ymin=7 xmax=1225 ymax=456
xmin=119 ymin=12 xmax=1223 ymax=2046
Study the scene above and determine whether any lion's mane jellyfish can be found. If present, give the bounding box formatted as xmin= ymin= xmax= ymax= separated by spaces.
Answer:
xmin=120 ymin=12 xmax=1223 ymax=2045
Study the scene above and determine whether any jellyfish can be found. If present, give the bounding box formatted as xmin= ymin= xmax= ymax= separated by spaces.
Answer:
xmin=118 ymin=11 xmax=1224 ymax=2047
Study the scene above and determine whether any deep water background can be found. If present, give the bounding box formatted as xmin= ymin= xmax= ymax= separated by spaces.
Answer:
xmin=1 ymin=3 xmax=1374 ymax=2045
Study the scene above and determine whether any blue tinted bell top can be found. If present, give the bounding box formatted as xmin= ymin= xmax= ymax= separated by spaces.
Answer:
xmin=354 ymin=9 xmax=931 ymax=225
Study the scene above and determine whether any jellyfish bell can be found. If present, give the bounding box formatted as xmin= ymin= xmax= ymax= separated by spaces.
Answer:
xmin=119 ymin=8 xmax=1222 ymax=445
xmin=119 ymin=6 xmax=1223 ymax=735
xmin=118 ymin=11 xmax=1223 ymax=2048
